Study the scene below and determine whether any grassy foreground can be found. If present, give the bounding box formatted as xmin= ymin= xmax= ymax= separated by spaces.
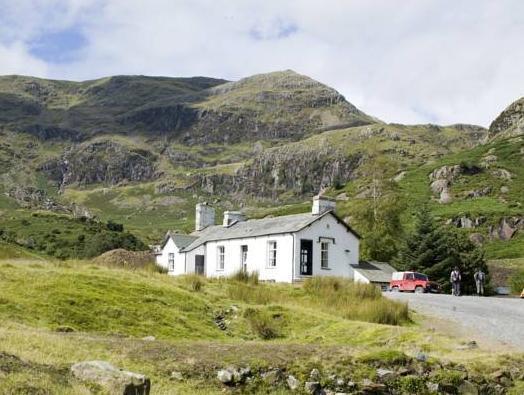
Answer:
xmin=0 ymin=257 xmax=522 ymax=394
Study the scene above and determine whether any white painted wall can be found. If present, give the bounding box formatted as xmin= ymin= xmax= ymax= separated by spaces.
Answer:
xmin=353 ymin=270 xmax=371 ymax=284
xmin=184 ymin=245 xmax=206 ymax=274
xmin=293 ymin=213 xmax=359 ymax=281
xmin=204 ymin=233 xmax=295 ymax=282
xmin=155 ymin=237 xmax=186 ymax=276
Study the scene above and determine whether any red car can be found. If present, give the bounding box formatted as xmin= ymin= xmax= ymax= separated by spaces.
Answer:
xmin=390 ymin=271 xmax=441 ymax=293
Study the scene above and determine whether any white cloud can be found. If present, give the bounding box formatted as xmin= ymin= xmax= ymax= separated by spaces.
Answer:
xmin=0 ymin=0 xmax=523 ymax=126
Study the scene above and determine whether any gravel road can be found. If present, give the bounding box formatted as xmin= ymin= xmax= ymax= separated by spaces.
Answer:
xmin=384 ymin=292 xmax=524 ymax=350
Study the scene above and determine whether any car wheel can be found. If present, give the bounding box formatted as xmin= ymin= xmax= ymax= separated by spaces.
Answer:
xmin=392 ymin=287 xmax=400 ymax=292
xmin=415 ymin=286 xmax=424 ymax=294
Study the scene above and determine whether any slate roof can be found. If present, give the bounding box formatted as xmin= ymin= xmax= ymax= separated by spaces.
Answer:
xmin=161 ymin=232 xmax=199 ymax=249
xmin=181 ymin=210 xmax=360 ymax=252
xmin=351 ymin=261 xmax=397 ymax=283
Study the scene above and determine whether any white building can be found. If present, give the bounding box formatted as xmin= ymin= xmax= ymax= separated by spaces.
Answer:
xmin=155 ymin=196 xmax=361 ymax=283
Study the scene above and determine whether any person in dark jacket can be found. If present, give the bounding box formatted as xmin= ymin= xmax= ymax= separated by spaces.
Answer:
xmin=450 ymin=267 xmax=461 ymax=296
xmin=474 ymin=268 xmax=486 ymax=296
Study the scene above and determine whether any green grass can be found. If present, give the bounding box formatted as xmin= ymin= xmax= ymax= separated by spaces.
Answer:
xmin=0 ymin=259 xmax=522 ymax=393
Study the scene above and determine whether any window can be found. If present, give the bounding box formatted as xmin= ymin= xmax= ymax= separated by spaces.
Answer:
xmin=168 ymin=253 xmax=175 ymax=271
xmin=267 ymin=241 xmax=277 ymax=267
xmin=415 ymin=273 xmax=428 ymax=281
xmin=217 ymin=246 xmax=225 ymax=270
xmin=240 ymin=245 xmax=248 ymax=272
xmin=321 ymin=241 xmax=329 ymax=269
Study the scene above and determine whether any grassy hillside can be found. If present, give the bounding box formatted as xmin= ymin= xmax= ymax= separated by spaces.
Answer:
xmin=0 ymin=259 xmax=522 ymax=393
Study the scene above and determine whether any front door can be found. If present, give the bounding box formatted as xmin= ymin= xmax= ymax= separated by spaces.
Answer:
xmin=300 ymin=239 xmax=313 ymax=275
xmin=240 ymin=245 xmax=248 ymax=272
xmin=195 ymin=255 xmax=205 ymax=275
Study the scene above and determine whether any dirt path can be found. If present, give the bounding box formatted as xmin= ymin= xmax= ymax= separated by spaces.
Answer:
xmin=385 ymin=292 xmax=524 ymax=350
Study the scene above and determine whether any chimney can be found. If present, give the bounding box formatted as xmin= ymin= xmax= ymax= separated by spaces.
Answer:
xmin=312 ymin=195 xmax=336 ymax=215
xmin=223 ymin=211 xmax=245 ymax=227
xmin=195 ymin=203 xmax=215 ymax=231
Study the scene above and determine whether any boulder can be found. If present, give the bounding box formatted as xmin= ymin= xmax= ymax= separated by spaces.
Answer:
xmin=439 ymin=188 xmax=453 ymax=204
xmin=376 ymin=368 xmax=395 ymax=381
xmin=500 ymin=185 xmax=509 ymax=194
xmin=287 ymin=375 xmax=300 ymax=390
xmin=304 ymin=381 xmax=322 ymax=394
xmin=464 ymin=186 xmax=491 ymax=199
xmin=430 ymin=179 xmax=449 ymax=195
xmin=429 ymin=165 xmax=462 ymax=182
xmin=70 ymin=361 xmax=150 ymax=395
xmin=458 ymin=380 xmax=479 ymax=395
xmin=491 ymin=168 xmax=512 ymax=180
xmin=261 ymin=368 xmax=283 ymax=385
xmin=309 ymin=368 xmax=321 ymax=381
xmin=217 ymin=368 xmax=234 ymax=384
xmin=469 ymin=233 xmax=485 ymax=246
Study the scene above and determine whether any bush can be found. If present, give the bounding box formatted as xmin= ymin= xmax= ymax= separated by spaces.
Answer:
xmin=509 ymin=270 xmax=524 ymax=295
xmin=243 ymin=308 xmax=282 ymax=340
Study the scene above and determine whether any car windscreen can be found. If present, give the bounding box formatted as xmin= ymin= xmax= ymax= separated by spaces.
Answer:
xmin=414 ymin=273 xmax=428 ymax=281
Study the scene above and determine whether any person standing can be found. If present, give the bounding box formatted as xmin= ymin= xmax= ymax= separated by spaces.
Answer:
xmin=450 ymin=267 xmax=461 ymax=296
xmin=474 ymin=268 xmax=486 ymax=296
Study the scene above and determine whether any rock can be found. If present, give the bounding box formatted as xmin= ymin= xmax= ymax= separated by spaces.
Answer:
xmin=500 ymin=185 xmax=509 ymax=193
xmin=430 ymin=179 xmax=449 ymax=195
xmin=429 ymin=165 xmax=462 ymax=182
xmin=458 ymin=380 xmax=479 ymax=395
xmin=310 ymin=368 xmax=321 ymax=381
xmin=304 ymin=381 xmax=322 ymax=394
xmin=261 ymin=368 xmax=282 ymax=385
xmin=217 ymin=368 xmax=234 ymax=384
xmin=70 ymin=361 xmax=151 ymax=395
xmin=360 ymin=379 xmax=387 ymax=393
xmin=480 ymin=154 xmax=497 ymax=168
xmin=464 ymin=186 xmax=491 ymax=199
xmin=491 ymin=168 xmax=512 ymax=180
xmin=393 ymin=171 xmax=406 ymax=182
xmin=469 ymin=233 xmax=485 ymax=246
xmin=488 ymin=217 xmax=521 ymax=240
xmin=415 ymin=352 xmax=428 ymax=362
xmin=439 ymin=187 xmax=453 ymax=204
xmin=170 ymin=371 xmax=183 ymax=381
xmin=287 ymin=375 xmax=300 ymax=390
xmin=426 ymin=382 xmax=439 ymax=392
xmin=376 ymin=368 xmax=395 ymax=381
xmin=142 ymin=336 xmax=156 ymax=341
xmin=334 ymin=377 xmax=346 ymax=389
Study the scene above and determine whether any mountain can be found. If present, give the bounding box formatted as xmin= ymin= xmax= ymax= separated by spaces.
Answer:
xmin=1 ymin=70 xmax=523 ymax=263
xmin=489 ymin=96 xmax=524 ymax=139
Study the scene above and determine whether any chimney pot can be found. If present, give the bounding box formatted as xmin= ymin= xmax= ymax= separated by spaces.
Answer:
xmin=312 ymin=195 xmax=336 ymax=215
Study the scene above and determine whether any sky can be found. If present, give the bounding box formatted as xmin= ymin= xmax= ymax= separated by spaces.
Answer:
xmin=0 ymin=0 xmax=523 ymax=127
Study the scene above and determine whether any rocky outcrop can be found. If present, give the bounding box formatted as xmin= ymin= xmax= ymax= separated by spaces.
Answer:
xmin=464 ymin=187 xmax=491 ymax=199
xmin=71 ymin=361 xmax=150 ymax=395
xmin=40 ymin=140 xmax=158 ymax=188
xmin=20 ymin=124 xmax=86 ymax=142
xmin=6 ymin=186 xmax=92 ymax=218
xmin=448 ymin=216 xmax=486 ymax=229
xmin=489 ymin=97 xmax=524 ymax=138
xmin=488 ymin=217 xmax=523 ymax=241
xmin=429 ymin=165 xmax=462 ymax=204
xmin=194 ymin=145 xmax=363 ymax=198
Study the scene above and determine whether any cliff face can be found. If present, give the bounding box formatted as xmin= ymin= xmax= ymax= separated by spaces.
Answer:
xmin=489 ymin=97 xmax=524 ymax=139
xmin=195 ymin=145 xmax=363 ymax=198
xmin=40 ymin=140 xmax=158 ymax=188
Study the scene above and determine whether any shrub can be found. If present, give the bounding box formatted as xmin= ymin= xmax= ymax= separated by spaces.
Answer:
xmin=359 ymin=350 xmax=410 ymax=366
xmin=243 ymin=308 xmax=281 ymax=340
xmin=230 ymin=269 xmax=259 ymax=285
xmin=509 ymin=270 xmax=524 ymax=295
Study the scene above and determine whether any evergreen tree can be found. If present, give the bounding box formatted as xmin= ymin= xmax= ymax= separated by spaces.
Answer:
xmin=393 ymin=207 xmax=489 ymax=294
